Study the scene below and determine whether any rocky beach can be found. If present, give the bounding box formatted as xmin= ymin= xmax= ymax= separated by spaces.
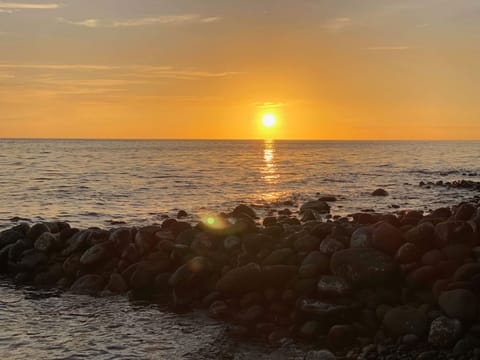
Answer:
xmin=2 ymin=191 xmax=480 ymax=359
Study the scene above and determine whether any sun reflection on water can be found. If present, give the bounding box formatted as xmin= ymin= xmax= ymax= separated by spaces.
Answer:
xmin=259 ymin=140 xmax=283 ymax=202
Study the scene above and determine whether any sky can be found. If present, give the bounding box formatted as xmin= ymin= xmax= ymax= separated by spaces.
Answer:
xmin=0 ymin=0 xmax=479 ymax=140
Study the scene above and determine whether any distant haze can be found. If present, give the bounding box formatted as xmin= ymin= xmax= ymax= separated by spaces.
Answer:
xmin=1 ymin=0 xmax=479 ymax=139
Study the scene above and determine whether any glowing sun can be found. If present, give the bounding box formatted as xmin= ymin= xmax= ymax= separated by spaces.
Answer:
xmin=262 ymin=114 xmax=277 ymax=128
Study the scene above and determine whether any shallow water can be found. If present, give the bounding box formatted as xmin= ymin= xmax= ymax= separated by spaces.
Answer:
xmin=0 ymin=139 xmax=479 ymax=229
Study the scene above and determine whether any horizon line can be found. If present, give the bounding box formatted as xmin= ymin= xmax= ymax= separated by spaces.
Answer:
xmin=1 ymin=137 xmax=480 ymax=142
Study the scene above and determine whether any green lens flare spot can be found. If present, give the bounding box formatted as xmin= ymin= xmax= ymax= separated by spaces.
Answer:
xmin=207 ymin=217 xmax=215 ymax=225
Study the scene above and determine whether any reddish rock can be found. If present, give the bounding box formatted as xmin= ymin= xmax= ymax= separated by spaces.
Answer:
xmin=405 ymin=266 xmax=437 ymax=289
xmin=372 ymin=222 xmax=404 ymax=256
xmin=395 ymin=243 xmax=422 ymax=264
xmin=422 ymin=249 xmax=444 ymax=266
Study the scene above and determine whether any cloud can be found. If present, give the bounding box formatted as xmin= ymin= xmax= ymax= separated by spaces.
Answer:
xmin=366 ymin=46 xmax=410 ymax=51
xmin=58 ymin=14 xmax=220 ymax=28
xmin=254 ymin=102 xmax=287 ymax=109
xmin=0 ymin=72 xmax=14 ymax=79
xmin=323 ymin=17 xmax=352 ymax=32
xmin=0 ymin=2 xmax=60 ymax=11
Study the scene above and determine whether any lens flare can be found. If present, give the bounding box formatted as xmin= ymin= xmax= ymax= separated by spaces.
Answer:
xmin=262 ymin=114 xmax=276 ymax=128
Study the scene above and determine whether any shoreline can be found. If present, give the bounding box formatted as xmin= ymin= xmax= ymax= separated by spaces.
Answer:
xmin=1 ymin=198 xmax=480 ymax=359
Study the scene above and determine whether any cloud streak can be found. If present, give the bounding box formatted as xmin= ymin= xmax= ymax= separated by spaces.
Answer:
xmin=58 ymin=14 xmax=220 ymax=28
xmin=0 ymin=2 xmax=60 ymax=10
xmin=366 ymin=46 xmax=410 ymax=51
xmin=323 ymin=17 xmax=352 ymax=33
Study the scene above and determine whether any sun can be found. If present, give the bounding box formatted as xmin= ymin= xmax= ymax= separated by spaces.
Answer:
xmin=262 ymin=114 xmax=276 ymax=128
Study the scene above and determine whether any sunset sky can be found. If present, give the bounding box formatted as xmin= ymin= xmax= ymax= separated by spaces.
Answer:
xmin=1 ymin=0 xmax=479 ymax=140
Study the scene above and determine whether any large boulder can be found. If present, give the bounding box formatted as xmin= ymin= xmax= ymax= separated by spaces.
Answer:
xmin=80 ymin=243 xmax=110 ymax=266
xmin=300 ymin=200 xmax=330 ymax=214
xmin=383 ymin=306 xmax=428 ymax=337
xmin=435 ymin=221 xmax=475 ymax=247
xmin=428 ymin=316 xmax=462 ymax=347
xmin=350 ymin=227 xmax=374 ymax=248
xmin=301 ymin=251 xmax=330 ymax=274
xmin=216 ymin=263 xmax=262 ymax=295
xmin=0 ymin=229 xmax=23 ymax=248
xmin=331 ymin=248 xmax=397 ymax=286
xmin=372 ymin=222 xmax=404 ymax=256
xmin=34 ymin=232 xmax=58 ymax=253
xmin=262 ymin=248 xmax=294 ymax=266
xmin=404 ymin=222 xmax=435 ymax=250
xmin=169 ymin=256 xmax=212 ymax=289
xmin=438 ymin=289 xmax=478 ymax=322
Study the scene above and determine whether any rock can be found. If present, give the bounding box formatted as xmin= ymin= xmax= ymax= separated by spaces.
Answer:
xmin=428 ymin=316 xmax=462 ymax=347
xmin=70 ymin=274 xmax=105 ymax=295
xmin=372 ymin=221 xmax=404 ymax=256
xmin=301 ymin=251 xmax=330 ymax=274
xmin=454 ymin=203 xmax=476 ymax=221
xmin=177 ymin=210 xmax=188 ymax=219
xmin=262 ymin=265 xmax=297 ymax=288
xmin=106 ymin=273 xmax=129 ymax=293
xmin=454 ymin=263 xmax=480 ymax=282
xmin=62 ymin=253 xmax=82 ymax=276
xmin=169 ymin=256 xmax=212 ymax=288
xmin=438 ymin=289 xmax=478 ymax=322
xmin=263 ymin=216 xmax=277 ymax=227
xmin=435 ymin=221 xmax=474 ymax=247
xmin=262 ymin=248 xmax=294 ymax=266
xmin=300 ymin=200 xmax=331 ymax=214
xmin=350 ymin=227 xmax=374 ymax=248
xmin=26 ymin=223 xmax=50 ymax=241
xmin=442 ymin=243 xmax=472 ymax=261
xmin=209 ymin=300 xmax=229 ymax=319
xmin=299 ymin=320 xmax=322 ymax=339
xmin=62 ymin=230 xmax=90 ymax=256
xmin=0 ymin=229 xmax=23 ymax=248
xmin=318 ymin=195 xmax=337 ymax=202
xmin=305 ymin=350 xmax=336 ymax=360
xmin=236 ymin=305 xmax=264 ymax=324
xmin=80 ymin=243 xmax=109 ymax=266
xmin=372 ymin=188 xmax=389 ymax=196
xmin=395 ymin=243 xmax=421 ymax=264
xmin=232 ymin=204 xmax=256 ymax=219
xmin=19 ymin=250 xmax=48 ymax=271
xmin=223 ymin=235 xmax=241 ymax=251
xmin=405 ymin=222 xmax=435 ymax=249
xmin=298 ymin=299 xmax=359 ymax=324
xmin=243 ymin=233 xmax=272 ymax=255
xmin=422 ymin=249 xmax=444 ymax=266
xmin=317 ymin=276 xmax=352 ymax=297
xmin=328 ymin=325 xmax=356 ymax=349
xmin=34 ymin=232 xmax=57 ymax=253
xmin=294 ymin=233 xmax=322 ymax=252
xmin=109 ymin=228 xmax=133 ymax=251
xmin=319 ymin=237 xmax=345 ymax=256
xmin=331 ymin=248 xmax=397 ymax=286
xmin=217 ymin=263 xmax=262 ymax=295
xmin=382 ymin=306 xmax=428 ymax=337
xmin=405 ymin=266 xmax=437 ymax=289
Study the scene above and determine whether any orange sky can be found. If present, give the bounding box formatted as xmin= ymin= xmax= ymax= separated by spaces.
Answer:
xmin=1 ymin=0 xmax=480 ymax=139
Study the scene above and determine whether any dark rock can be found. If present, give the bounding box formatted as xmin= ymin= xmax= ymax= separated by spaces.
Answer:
xmin=177 ymin=210 xmax=188 ymax=219
xmin=8 ymin=240 xmax=30 ymax=261
xmin=109 ymin=228 xmax=133 ymax=251
xmin=299 ymin=320 xmax=322 ymax=339
xmin=331 ymin=248 xmax=397 ymax=286
xmin=350 ymin=226 xmax=374 ymax=248
xmin=298 ymin=299 xmax=360 ymax=324
xmin=382 ymin=306 xmax=428 ymax=337
xmin=62 ymin=230 xmax=90 ymax=256
xmin=305 ymin=350 xmax=336 ymax=360
xmin=294 ymin=233 xmax=322 ymax=252
xmin=328 ymin=325 xmax=356 ymax=349
xmin=232 ymin=204 xmax=256 ymax=219
xmin=0 ymin=229 xmax=23 ymax=248
xmin=62 ymin=253 xmax=82 ymax=276
xmin=19 ymin=250 xmax=48 ymax=271
xmin=300 ymin=200 xmax=331 ymax=214
xmin=262 ymin=265 xmax=297 ymax=288
xmin=34 ymin=232 xmax=58 ymax=253
xmin=262 ymin=216 xmax=277 ymax=227
xmin=301 ymin=251 xmax=330 ymax=274
xmin=318 ymin=195 xmax=337 ymax=202
xmin=395 ymin=243 xmax=422 ymax=264
xmin=169 ymin=256 xmax=212 ymax=289
xmin=106 ymin=273 xmax=129 ymax=293
xmin=80 ymin=243 xmax=109 ymax=266
xmin=262 ymin=248 xmax=294 ymax=266
xmin=422 ymin=249 xmax=444 ymax=266
xmin=372 ymin=188 xmax=389 ymax=197
xmin=372 ymin=221 xmax=404 ymax=256
xmin=26 ymin=223 xmax=50 ymax=241
xmin=70 ymin=274 xmax=105 ymax=295
xmin=438 ymin=289 xmax=478 ymax=322
xmin=454 ymin=263 xmax=480 ymax=282
xmin=223 ymin=235 xmax=241 ymax=252
xmin=441 ymin=243 xmax=472 ymax=262
xmin=319 ymin=237 xmax=345 ymax=256
xmin=405 ymin=222 xmax=435 ymax=250
xmin=317 ymin=276 xmax=352 ymax=297
xmin=217 ymin=263 xmax=262 ymax=295
xmin=454 ymin=203 xmax=476 ymax=221
xmin=405 ymin=266 xmax=437 ymax=289
xmin=435 ymin=221 xmax=475 ymax=247
xmin=428 ymin=316 xmax=462 ymax=347
xmin=236 ymin=305 xmax=264 ymax=324
xmin=209 ymin=300 xmax=229 ymax=319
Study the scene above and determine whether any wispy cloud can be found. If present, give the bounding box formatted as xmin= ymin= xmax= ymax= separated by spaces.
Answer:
xmin=0 ymin=72 xmax=14 ymax=79
xmin=254 ymin=102 xmax=287 ymax=109
xmin=0 ymin=2 xmax=60 ymax=12
xmin=366 ymin=46 xmax=410 ymax=51
xmin=58 ymin=14 xmax=220 ymax=28
xmin=323 ymin=17 xmax=352 ymax=33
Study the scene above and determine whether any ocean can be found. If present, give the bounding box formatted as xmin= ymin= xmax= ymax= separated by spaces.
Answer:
xmin=0 ymin=139 xmax=479 ymax=359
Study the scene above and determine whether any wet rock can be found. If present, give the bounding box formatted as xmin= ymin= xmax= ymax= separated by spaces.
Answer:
xmin=301 ymin=210 xmax=317 ymax=222
xmin=331 ymin=248 xmax=397 ymax=286
xmin=135 ymin=229 xmax=157 ymax=255
xmin=217 ymin=263 xmax=262 ymax=295
xmin=435 ymin=221 xmax=475 ymax=247
xmin=328 ymin=325 xmax=356 ymax=349
xmin=232 ymin=204 xmax=256 ymax=219
xmin=263 ymin=265 xmax=297 ymax=288
xmin=395 ymin=243 xmax=422 ymax=264
xmin=422 ymin=249 xmax=444 ymax=266
xmin=372 ymin=188 xmax=389 ymax=197
xmin=438 ymin=289 xmax=478 ymax=322
xmin=177 ymin=210 xmax=188 ymax=219
xmin=262 ymin=248 xmax=294 ymax=266
xmin=442 ymin=243 xmax=472 ymax=262
xmin=301 ymin=251 xmax=330 ymax=274
xmin=19 ymin=249 xmax=48 ymax=271
xmin=298 ymin=299 xmax=359 ymax=324
xmin=428 ymin=316 xmax=462 ymax=347
xmin=317 ymin=276 xmax=352 ymax=297
xmin=319 ymin=237 xmax=345 ymax=256
xmin=454 ymin=203 xmax=476 ymax=221
xmin=223 ymin=235 xmax=241 ymax=252
xmin=109 ymin=228 xmax=133 ymax=251
xmin=34 ymin=232 xmax=58 ymax=253
xmin=169 ymin=256 xmax=212 ymax=289
xmin=8 ymin=240 xmax=30 ymax=261
xmin=209 ymin=300 xmax=229 ymax=319
xmin=294 ymin=233 xmax=322 ymax=252
xmin=318 ymin=195 xmax=337 ymax=202
xmin=63 ymin=253 xmax=82 ymax=276
xmin=26 ymin=223 xmax=50 ymax=241
xmin=405 ymin=222 xmax=435 ymax=250
xmin=300 ymin=200 xmax=331 ymax=214
xmin=263 ymin=216 xmax=277 ymax=227
xmin=305 ymin=350 xmax=336 ymax=360
xmin=80 ymin=243 xmax=109 ymax=266
xmin=350 ymin=227 xmax=374 ymax=248
xmin=62 ymin=230 xmax=90 ymax=256
xmin=106 ymin=273 xmax=129 ymax=293
xmin=70 ymin=274 xmax=105 ymax=296
xmin=382 ymin=306 xmax=428 ymax=337
xmin=236 ymin=304 xmax=264 ymax=324
xmin=372 ymin=221 xmax=404 ymax=256
xmin=405 ymin=265 xmax=437 ymax=289
xmin=0 ymin=229 xmax=23 ymax=248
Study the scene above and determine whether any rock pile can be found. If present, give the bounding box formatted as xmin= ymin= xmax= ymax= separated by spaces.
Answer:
xmin=1 ymin=200 xmax=480 ymax=357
